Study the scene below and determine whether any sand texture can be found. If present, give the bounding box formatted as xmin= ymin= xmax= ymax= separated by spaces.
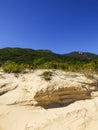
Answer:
xmin=0 ymin=69 xmax=98 ymax=130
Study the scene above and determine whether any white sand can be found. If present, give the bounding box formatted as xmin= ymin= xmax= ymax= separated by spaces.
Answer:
xmin=0 ymin=70 xmax=98 ymax=130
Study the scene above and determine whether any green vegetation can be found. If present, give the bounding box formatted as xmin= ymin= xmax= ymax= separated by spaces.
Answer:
xmin=0 ymin=47 xmax=98 ymax=73
xmin=41 ymin=71 xmax=53 ymax=81
xmin=2 ymin=62 xmax=24 ymax=73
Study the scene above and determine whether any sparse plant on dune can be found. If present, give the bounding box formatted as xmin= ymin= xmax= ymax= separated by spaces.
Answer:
xmin=41 ymin=71 xmax=53 ymax=81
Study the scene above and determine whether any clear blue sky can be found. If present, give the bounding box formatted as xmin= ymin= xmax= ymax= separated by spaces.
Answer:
xmin=0 ymin=0 xmax=98 ymax=54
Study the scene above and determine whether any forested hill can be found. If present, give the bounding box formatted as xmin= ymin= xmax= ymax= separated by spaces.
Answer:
xmin=63 ymin=51 xmax=98 ymax=61
xmin=0 ymin=47 xmax=98 ymax=63
xmin=0 ymin=47 xmax=98 ymax=71
xmin=0 ymin=47 xmax=62 ymax=64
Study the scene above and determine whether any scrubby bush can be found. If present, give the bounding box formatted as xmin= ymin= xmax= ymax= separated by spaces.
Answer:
xmin=41 ymin=71 xmax=53 ymax=81
xmin=2 ymin=62 xmax=24 ymax=73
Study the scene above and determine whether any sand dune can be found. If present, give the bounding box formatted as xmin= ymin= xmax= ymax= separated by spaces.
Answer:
xmin=0 ymin=70 xmax=98 ymax=130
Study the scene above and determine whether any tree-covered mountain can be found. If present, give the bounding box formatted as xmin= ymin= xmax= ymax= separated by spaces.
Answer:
xmin=0 ymin=47 xmax=98 ymax=64
xmin=0 ymin=47 xmax=98 ymax=73
xmin=0 ymin=47 xmax=62 ymax=64
xmin=62 ymin=51 xmax=98 ymax=63
xmin=64 ymin=51 xmax=98 ymax=60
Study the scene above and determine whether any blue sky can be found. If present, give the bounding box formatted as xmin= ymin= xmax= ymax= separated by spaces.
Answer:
xmin=0 ymin=0 xmax=98 ymax=54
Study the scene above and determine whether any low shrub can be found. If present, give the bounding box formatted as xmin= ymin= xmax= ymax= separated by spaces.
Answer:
xmin=41 ymin=71 xmax=53 ymax=81
xmin=2 ymin=62 xmax=24 ymax=73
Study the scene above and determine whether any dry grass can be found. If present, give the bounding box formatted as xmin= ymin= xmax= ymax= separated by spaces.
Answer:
xmin=34 ymin=87 xmax=91 ymax=108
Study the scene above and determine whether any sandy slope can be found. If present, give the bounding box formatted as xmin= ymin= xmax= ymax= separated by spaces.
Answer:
xmin=0 ymin=70 xmax=98 ymax=130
